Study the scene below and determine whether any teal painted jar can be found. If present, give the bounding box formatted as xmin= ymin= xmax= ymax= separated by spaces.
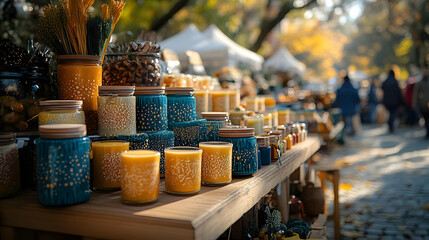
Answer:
xmin=201 ymin=112 xmax=230 ymax=141
xmin=166 ymin=87 xmax=197 ymax=123
xmin=169 ymin=119 xmax=207 ymax=147
xmin=135 ymin=86 xmax=168 ymax=132
xmin=219 ymin=127 xmax=258 ymax=175
xmin=147 ymin=130 xmax=174 ymax=177
xmin=36 ymin=124 xmax=90 ymax=206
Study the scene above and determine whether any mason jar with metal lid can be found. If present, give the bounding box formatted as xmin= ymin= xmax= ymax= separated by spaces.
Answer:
xmin=166 ymin=87 xmax=197 ymax=123
xmin=39 ymin=100 xmax=85 ymax=125
xmin=202 ymin=112 xmax=231 ymax=141
xmin=219 ymin=127 xmax=258 ymax=175
xmin=135 ymin=86 xmax=167 ymax=132
xmin=0 ymin=132 xmax=20 ymax=198
xmin=98 ymin=86 xmax=136 ymax=137
xmin=36 ymin=124 xmax=90 ymax=206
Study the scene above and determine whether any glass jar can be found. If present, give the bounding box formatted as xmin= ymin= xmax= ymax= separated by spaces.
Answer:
xmin=278 ymin=108 xmax=291 ymax=126
xmin=103 ymin=53 xmax=161 ymax=86
xmin=269 ymin=132 xmax=282 ymax=162
xmin=164 ymin=147 xmax=202 ymax=194
xmin=264 ymin=112 xmax=272 ymax=127
xmin=57 ymin=55 xmax=102 ymax=134
xmin=219 ymin=127 xmax=258 ymax=175
xmin=301 ymin=122 xmax=308 ymax=141
xmin=147 ymin=130 xmax=174 ymax=177
xmin=245 ymin=114 xmax=264 ymax=136
xmin=0 ymin=132 xmax=20 ymax=198
xmin=202 ymin=112 xmax=231 ymax=141
xmin=210 ymin=90 xmax=230 ymax=112
xmin=98 ymin=86 xmax=136 ymax=137
xmin=121 ymin=150 xmax=160 ymax=204
xmin=257 ymin=136 xmax=271 ymax=166
xmin=228 ymin=90 xmax=240 ymax=111
xmin=166 ymin=87 xmax=197 ymax=123
xmin=92 ymin=141 xmax=130 ymax=191
xmin=288 ymin=122 xmax=297 ymax=145
xmin=285 ymin=126 xmax=293 ymax=149
xmin=0 ymin=66 xmax=47 ymax=132
xmin=161 ymin=73 xmax=186 ymax=87
xmin=36 ymin=124 xmax=90 ymax=206
xmin=244 ymin=97 xmax=258 ymax=112
xmin=194 ymin=90 xmax=209 ymax=119
xmin=199 ymin=142 xmax=233 ymax=186
xmin=168 ymin=119 xmax=207 ymax=147
xmin=229 ymin=108 xmax=246 ymax=126
xmin=135 ymin=86 xmax=167 ymax=132
xmin=266 ymin=108 xmax=279 ymax=127
xmin=39 ymin=100 xmax=85 ymax=125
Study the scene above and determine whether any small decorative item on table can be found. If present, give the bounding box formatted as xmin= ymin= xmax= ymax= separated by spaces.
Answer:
xmin=257 ymin=136 xmax=271 ymax=166
xmin=0 ymin=132 xmax=20 ymax=198
xmin=257 ymin=97 xmax=266 ymax=112
xmin=244 ymin=97 xmax=259 ymax=112
xmin=194 ymin=90 xmax=209 ymax=118
xmin=164 ymin=147 xmax=202 ymax=194
xmin=103 ymin=42 xmax=161 ymax=86
xmin=266 ymin=108 xmax=279 ymax=127
xmin=36 ymin=124 xmax=90 ymax=206
xmin=276 ymin=125 xmax=288 ymax=152
xmin=264 ymin=112 xmax=272 ymax=127
xmin=135 ymin=86 xmax=167 ymax=132
xmin=245 ymin=113 xmax=264 ymax=136
xmin=286 ymin=125 xmax=294 ymax=147
xmin=199 ymin=141 xmax=233 ymax=186
xmin=121 ymin=150 xmax=160 ymax=204
xmin=147 ymin=130 xmax=174 ymax=177
xmin=92 ymin=141 xmax=129 ymax=191
xmin=229 ymin=107 xmax=246 ymax=126
xmin=300 ymin=122 xmax=307 ymax=141
xmin=166 ymin=87 xmax=197 ymax=123
xmin=39 ymin=100 xmax=85 ymax=125
xmin=228 ymin=90 xmax=241 ymax=111
xmin=201 ymin=112 xmax=230 ymax=141
xmin=98 ymin=86 xmax=136 ymax=137
xmin=57 ymin=55 xmax=102 ymax=135
xmin=168 ymin=119 xmax=207 ymax=147
xmin=219 ymin=127 xmax=258 ymax=175
xmin=268 ymin=133 xmax=281 ymax=162
xmin=210 ymin=90 xmax=230 ymax=112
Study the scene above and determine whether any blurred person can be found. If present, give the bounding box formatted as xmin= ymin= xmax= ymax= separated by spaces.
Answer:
xmin=413 ymin=63 xmax=429 ymax=139
xmin=367 ymin=79 xmax=379 ymax=123
xmin=334 ymin=75 xmax=361 ymax=136
xmin=381 ymin=70 xmax=404 ymax=133
xmin=404 ymin=76 xmax=420 ymax=125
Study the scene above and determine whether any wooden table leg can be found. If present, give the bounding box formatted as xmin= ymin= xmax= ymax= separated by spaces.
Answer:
xmin=333 ymin=170 xmax=340 ymax=240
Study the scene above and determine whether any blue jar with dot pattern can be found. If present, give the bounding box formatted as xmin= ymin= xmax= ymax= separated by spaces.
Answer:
xmin=219 ymin=127 xmax=258 ymax=175
xmin=147 ymin=130 xmax=175 ymax=177
xmin=166 ymin=87 xmax=197 ymax=123
xmin=135 ymin=87 xmax=168 ymax=132
xmin=36 ymin=124 xmax=90 ymax=206
xmin=201 ymin=112 xmax=230 ymax=141
xmin=169 ymin=119 xmax=208 ymax=147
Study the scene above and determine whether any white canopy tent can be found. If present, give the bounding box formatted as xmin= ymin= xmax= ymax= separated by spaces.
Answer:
xmin=202 ymin=24 xmax=264 ymax=71
xmin=263 ymin=47 xmax=306 ymax=77
xmin=160 ymin=24 xmax=228 ymax=72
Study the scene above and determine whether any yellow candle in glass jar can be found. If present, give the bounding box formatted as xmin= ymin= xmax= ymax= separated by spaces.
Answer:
xmin=245 ymin=97 xmax=258 ymax=112
xmin=164 ymin=147 xmax=202 ymax=194
xmin=121 ymin=150 xmax=160 ymax=204
xmin=210 ymin=90 xmax=230 ymax=112
xmin=278 ymin=109 xmax=291 ymax=125
xmin=264 ymin=113 xmax=272 ymax=127
xmin=199 ymin=142 xmax=232 ymax=186
xmin=92 ymin=141 xmax=129 ymax=191
xmin=228 ymin=90 xmax=240 ymax=111
xmin=194 ymin=90 xmax=209 ymax=118
xmin=245 ymin=115 xmax=264 ymax=136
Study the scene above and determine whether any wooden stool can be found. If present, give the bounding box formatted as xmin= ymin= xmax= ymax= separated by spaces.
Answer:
xmin=313 ymin=164 xmax=340 ymax=240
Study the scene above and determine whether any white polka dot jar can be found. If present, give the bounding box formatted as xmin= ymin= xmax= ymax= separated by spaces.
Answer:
xmin=36 ymin=124 xmax=90 ymax=206
xmin=97 ymin=86 xmax=136 ymax=137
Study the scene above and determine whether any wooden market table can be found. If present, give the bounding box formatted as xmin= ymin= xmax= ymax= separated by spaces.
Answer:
xmin=0 ymin=136 xmax=321 ymax=240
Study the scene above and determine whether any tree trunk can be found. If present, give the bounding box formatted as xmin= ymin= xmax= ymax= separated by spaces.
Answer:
xmin=150 ymin=0 xmax=191 ymax=32
xmin=250 ymin=0 xmax=317 ymax=52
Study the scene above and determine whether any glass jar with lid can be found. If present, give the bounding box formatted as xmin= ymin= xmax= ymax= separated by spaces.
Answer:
xmin=210 ymin=90 xmax=230 ymax=112
xmin=36 ymin=124 xmax=90 ymax=206
xmin=103 ymin=53 xmax=161 ymax=86
xmin=194 ymin=89 xmax=209 ymax=119
xmin=257 ymin=136 xmax=271 ymax=166
xmin=39 ymin=100 xmax=85 ymax=125
xmin=0 ymin=132 xmax=20 ymax=198
xmin=245 ymin=113 xmax=264 ymax=136
xmin=166 ymin=87 xmax=197 ymax=123
xmin=135 ymin=86 xmax=167 ymax=132
xmin=219 ymin=127 xmax=258 ymax=175
xmin=202 ymin=112 xmax=231 ymax=141
xmin=98 ymin=86 xmax=136 ymax=137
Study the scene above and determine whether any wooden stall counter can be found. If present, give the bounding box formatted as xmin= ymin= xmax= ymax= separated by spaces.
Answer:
xmin=0 ymin=136 xmax=321 ymax=240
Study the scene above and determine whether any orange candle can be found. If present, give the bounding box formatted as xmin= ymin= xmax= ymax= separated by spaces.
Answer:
xmin=210 ymin=90 xmax=230 ymax=112
xmin=199 ymin=142 xmax=233 ymax=185
xmin=92 ymin=141 xmax=129 ymax=191
xmin=164 ymin=147 xmax=202 ymax=194
xmin=121 ymin=150 xmax=160 ymax=204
